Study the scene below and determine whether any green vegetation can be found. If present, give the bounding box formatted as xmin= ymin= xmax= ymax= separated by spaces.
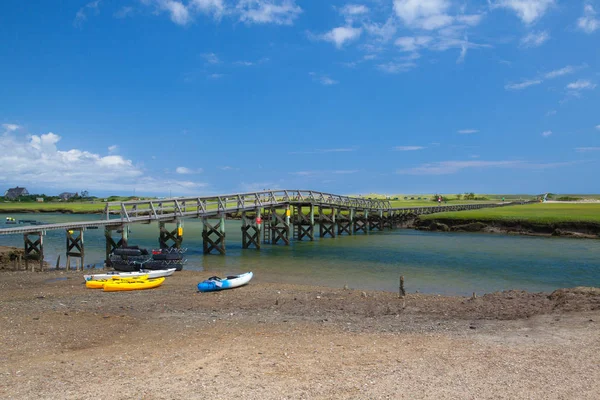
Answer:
xmin=420 ymin=203 xmax=600 ymax=224
xmin=0 ymin=202 xmax=106 ymax=213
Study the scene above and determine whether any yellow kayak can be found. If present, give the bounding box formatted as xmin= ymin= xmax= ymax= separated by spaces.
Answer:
xmin=103 ymin=277 xmax=165 ymax=292
xmin=85 ymin=275 xmax=149 ymax=289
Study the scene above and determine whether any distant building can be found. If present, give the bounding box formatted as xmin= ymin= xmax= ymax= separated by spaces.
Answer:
xmin=4 ymin=186 xmax=29 ymax=200
xmin=36 ymin=198 xmax=44 ymax=202
xmin=58 ymin=192 xmax=78 ymax=201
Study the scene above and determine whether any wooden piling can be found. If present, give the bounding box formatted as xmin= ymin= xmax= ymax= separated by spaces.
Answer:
xmin=399 ymin=275 xmax=406 ymax=297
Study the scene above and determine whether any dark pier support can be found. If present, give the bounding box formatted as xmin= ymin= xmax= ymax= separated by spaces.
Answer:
xmin=66 ymin=228 xmax=84 ymax=271
xmin=382 ymin=211 xmax=394 ymax=230
xmin=203 ymin=215 xmax=226 ymax=255
xmin=241 ymin=209 xmax=261 ymax=250
xmin=23 ymin=231 xmax=44 ymax=272
xmin=104 ymin=226 xmax=128 ymax=268
xmin=159 ymin=219 xmax=183 ymax=249
xmin=337 ymin=208 xmax=353 ymax=236
xmin=354 ymin=209 xmax=368 ymax=234
xmin=293 ymin=203 xmax=315 ymax=241
xmin=319 ymin=205 xmax=337 ymax=238
xmin=369 ymin=210 xmax=383 ymax=232
xmin=265 ymin=206 xmax=290 ymax=245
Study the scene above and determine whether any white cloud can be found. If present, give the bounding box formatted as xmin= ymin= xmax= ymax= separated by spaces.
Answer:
xmin=209 ymin=73 xmax=224 ymax=79
xmin=505 ymin=79 xmax=542 ymax=90
xmin=456 ymin=14 xmax=484 ymax=26
xmin=340 ymin=4 xmax=369 ymax=16
xmin=596 ymin=125 xmax=600 ymax=130
xmin=2 ymin=123 xmax=21 ymax=132
xmin=493 ymin=0 xmax=555 ymax=24
xmin=542 ymin=130 xmax=552 ymax=137
xmin=520 ymin=30 xmax=549 ymax=48
xmin=377 ymin=62 xmax=417 ymax=73
xmin=575 ymin=147 xmax=600 ymax=152
xmin=546 ymin=110 xmax=557 ymax=116
xmin=458 ymin=129 xmax=478 ymax=134
xmin=393 ymin=0 xmax=451 ymax=26
xmin=577 ymin=4 xmax=600 ymax=33
xmin=332 ymin=170 xmax=359 ymax=174
xmin=237 ymin=0 xmax=302 ymax=25
xmin=395 ymin=36 xmax=433 ymax=52
xmin=114 ymin=6 xmax=133 ymax=18
xmin=321 ymin=26 xmax=363 ymax=48
xmin=566 ymin=80 xmax=597 ymax=90
xmin=190 ymin=0 xmax=225 ymax=18
xmin=159 ymin=0 xmax=192 ymax=25
xmin=176 ymin=166 xmax=203 ymax=174
xmin=543 ymin=65 xmax=579 ymax=79
xmin=393 ymin=146 xmax=425 ymax=151
xmin=74 ymin=0 xmax=101 ymax=27
xmin=309 ymin=72 xmax=339 ymax=86
xmin=108 ymin=145 xmax=118 ymax=153
xmin=0 ymin=131 xmax=206 ymax=193
xmin=397 ymin=160 xmax=521 ymax=175
xmin=202 ymin=52 xmax=220 ymax=64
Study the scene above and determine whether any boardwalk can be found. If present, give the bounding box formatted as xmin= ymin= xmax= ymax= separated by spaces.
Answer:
xmin=0 ymin=189 xmax=530 ymax=270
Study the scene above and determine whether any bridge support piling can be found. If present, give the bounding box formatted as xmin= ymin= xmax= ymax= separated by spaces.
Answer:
xmin=369 ymin=210 xmax=383 ymax=232
xmin=337 ymin=208 xmax=352 ymax=236
xmin=23 ymin=231 xmax=44 ymax=272
xmin=319 ymin=206 xmax=336 ymax=238
xmin=66 ymin=228 xmax=84 ymax=271
xmin=267 ymin=207 xmax=290 ymax=245
xmin=104 ymin=226 xmax=128 ymax=268
xmin=354 ymin=210 xmax=368 ymax=234
xmin=241 ymin=209 xmax=261 ymax=249
xmin=159 ymin=220 xmax=183 ymax=249
xmin=293 ymin=203 xmax=315 ymax=241
xmin=203 ymin=216 xmax=226 ymax=255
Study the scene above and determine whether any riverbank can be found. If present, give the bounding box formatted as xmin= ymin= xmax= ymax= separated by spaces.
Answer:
xmin=414 ymin=218 xmax=600 ymax=238
xmin=1 ymin=269 xmax=599 ymax=399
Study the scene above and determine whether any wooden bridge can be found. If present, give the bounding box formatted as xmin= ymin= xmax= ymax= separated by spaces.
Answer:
xmin=0 ymin=190 xmax=530 ymax=271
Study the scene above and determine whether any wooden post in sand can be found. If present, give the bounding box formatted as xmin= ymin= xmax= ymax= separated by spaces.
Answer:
xmin=399 ymin=275 xmax=406 ymax=297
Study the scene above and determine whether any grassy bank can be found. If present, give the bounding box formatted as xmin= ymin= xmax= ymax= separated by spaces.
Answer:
xmin=420 ymin=203 xmax=600 ymax=224
xmin=0 ymin=202 xmax=105 ymax=213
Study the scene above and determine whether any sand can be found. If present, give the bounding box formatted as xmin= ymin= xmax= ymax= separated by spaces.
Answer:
xmin=1 ymin=269 xmax=599 ymax=399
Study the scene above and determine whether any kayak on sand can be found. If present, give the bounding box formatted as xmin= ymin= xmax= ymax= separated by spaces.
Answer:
xmin=84 ymin=268 xmax=176 ymax=282
xmin=197 ymin=272 xmax=253 ymax=293
xmin=103 ymin=277 xmax=165 ymax=292
xmin=85 ymin=275 xmax=149 ymax=289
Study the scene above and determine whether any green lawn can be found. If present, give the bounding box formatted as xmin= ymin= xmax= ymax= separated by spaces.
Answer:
xmin=0 ymin=202 xmax=106 ymax=213
xmin=420 ymin=203 xmax=600 ymax=224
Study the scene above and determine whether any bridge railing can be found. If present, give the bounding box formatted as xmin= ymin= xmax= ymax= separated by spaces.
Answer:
xmin=105 ymin=190 xmax=391 ymax=222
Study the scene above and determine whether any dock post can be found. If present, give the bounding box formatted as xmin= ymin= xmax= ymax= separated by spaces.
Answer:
xmin=202 ymin=216 xmax=226 ymax=255
xmin=24 ymin=231 xmax=44 ymax=272
xmin=319 ymin=205 xmax=336 ymax=238
xmin=159 ymin=220 xmax=183 ymax=249
xmin=66 ymin=228 xmax=84 ymax=271
xmin=293 ymin=203 xmax=315 ymax=241
xmin=241 ymin=209 xmax=261 ymax=249
xmin=269 ymin=206 xmax=290 ymax=245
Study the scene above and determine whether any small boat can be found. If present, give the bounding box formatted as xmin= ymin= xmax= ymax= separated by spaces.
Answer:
xmin=103 ymin=277 xmax=165 ymax=292
xmin=85 ymin=275 xmax=149 ymax=289
xmin=5 ymin=217 xmax=17 ymax=224
xmin=197 ymin=272 xmax=253 ymax=293
xmin=84 ymin=268 xmax=176 ymax=281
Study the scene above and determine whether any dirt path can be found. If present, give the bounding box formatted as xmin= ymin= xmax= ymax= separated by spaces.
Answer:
xmin=1 ymin=270 xmax=599 ymax=399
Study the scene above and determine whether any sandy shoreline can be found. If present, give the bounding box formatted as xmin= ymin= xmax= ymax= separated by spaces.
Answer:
xmin=1 ymin=269 xmax=599 ymax=399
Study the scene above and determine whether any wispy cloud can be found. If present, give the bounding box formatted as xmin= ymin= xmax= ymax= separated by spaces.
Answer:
xmin=396 ymin=158 xmax=572 ymax=175
xmin=108 ymin=145 xmax=118 ymax=153
xmin=2 ymin=123 xmax=21 ymax=132
xmin=202 ymin=52 xmax=220 ymax=64
xmin=393 ymin=146 xmax=425 ymax=151
xmin=74 ymin=0 xmax=101 ymax=27
xmin=317 ymin=26 xmax=363 ymax=48
xmin=566 ymin=79 xmax=597 ymax=91
xmin=577 ymin=4 xmax=599 ymax=33
xmin=237 ymin=0 xmax=302 ymax=25
xmin=542 ymin=130 xmax=552 ymax=137
xmin=492 ymin=0 xmax=555 ymax=24
xmin=114 ymin=6 xmax=133 ymax=19
xmin=208 ymin=73 xmax=224 ymax=79
xmin=234 ymin=57 xmax=269 ymax=67
xmin=458 ymin=129 xmax=478 ymax=134
xmin=289 ymin=147 xmax=357 ymax=155
xmin=377 ymin=61 xmax=417 ymax=74
xmin=575 ymin=147 xmax=600 ymax=152
xmin=520 ymin=30 xmax=549 ymax=48
xmin=176 ymin=166 xmax=203 ymax=174
xmin=543 ymin=65 xmax=581 ymax=79
xmin=290 ymin=169 xmax=359 ymax=176
xmin=596 ymin=124 xmax=600 ymax=130
xmin=505 ymin=79 xmax=542 ymax=90
xmin=546 ymin=110 xmax=557 ymax=116
xmin=309 ymin=72 xmax=339 ymax=85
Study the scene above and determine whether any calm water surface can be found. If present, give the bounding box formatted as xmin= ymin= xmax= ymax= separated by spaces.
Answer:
xmin=1 ymin=213 xmax=599 ymax=296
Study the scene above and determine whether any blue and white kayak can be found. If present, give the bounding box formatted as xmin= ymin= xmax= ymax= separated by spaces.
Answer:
xmin=197 ymin=272 xmax=253 ymax=292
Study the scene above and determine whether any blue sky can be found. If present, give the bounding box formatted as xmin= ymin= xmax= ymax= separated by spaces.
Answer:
xmin=1 ymin=0 xmax=599 ymax=197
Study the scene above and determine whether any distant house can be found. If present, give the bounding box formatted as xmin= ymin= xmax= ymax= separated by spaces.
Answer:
xmin=58 ymin=192 xmax=78 ymax=201
xmin=36 ymin=198 xmax=44 ymax=203
xmin=4 ymin=186 xmax=29 ymax=200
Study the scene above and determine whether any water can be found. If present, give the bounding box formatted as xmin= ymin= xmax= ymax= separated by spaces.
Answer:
xmin=1 ymin=213 xmax=599 ymax=296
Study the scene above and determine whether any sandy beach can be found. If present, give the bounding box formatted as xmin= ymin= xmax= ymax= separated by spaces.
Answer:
xmin=1 ymin=268 xmax=599 ymax=399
